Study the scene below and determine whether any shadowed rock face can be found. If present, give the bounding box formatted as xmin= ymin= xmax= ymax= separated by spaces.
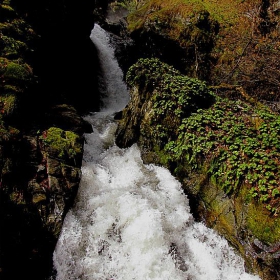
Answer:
xmin=0 ymin=112 xmax=85 ymax=280
xmin=0 ymin=1 xmax=99 ymax=279
xmin=10 ymin=0 xmax=100 ymax=115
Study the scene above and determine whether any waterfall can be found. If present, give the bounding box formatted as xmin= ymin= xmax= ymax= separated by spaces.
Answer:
xmin=52 ymin=24 xmax=260 ymax=280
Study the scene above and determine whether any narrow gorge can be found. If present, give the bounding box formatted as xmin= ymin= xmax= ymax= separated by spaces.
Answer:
xmin=0 ymin=1 xmax=280 ymax=279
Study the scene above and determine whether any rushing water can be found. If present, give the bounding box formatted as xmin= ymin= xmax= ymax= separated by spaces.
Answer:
xmin=52 ymin=24 xmax=260 ymax=280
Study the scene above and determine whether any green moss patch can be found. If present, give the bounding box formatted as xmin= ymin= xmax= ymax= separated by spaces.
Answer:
xmin=0 ymin=93 xmax=17 ymax=116
xmin=40 ymin=127 xmax=82 ymax=161
xmin=0 ymin=35 xmax=28 ymax=57
xmin=0 ymin=57 xmax=33 ymax=92
xmin=126 ymin=0 xmax=245 ymax=34
xmin=247 ymin=200 xmax=280 ymax=244
xmin=127 ymin=0 xmax=219 ymax=46
xmin=0 ymin=120 xmax=20 ymax=142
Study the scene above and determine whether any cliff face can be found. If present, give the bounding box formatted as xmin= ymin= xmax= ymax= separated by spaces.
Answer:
xmin=0 ymin=1 xmax=100 ymax=279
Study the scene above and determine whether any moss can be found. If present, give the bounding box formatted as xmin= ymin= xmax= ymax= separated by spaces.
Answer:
xmin=1 ymin=157 xmax=13 ymax=176
xmin=32 ymin=193 xmax=47 ymax=204
xmin=4 ymin=60 xmax=32 ymax=81
xmin=0 ymin=93 xmax=17 ymax=116
xmin=0 ymin=122 xmax=20 ymax=142
xmin=9 ymin=191 xmax=26 ymax=204
xmin=247 ymin=201 xmax=280 ymax=245
xmin=127 ymin=0 xmax=219 ymax=44
xmin=127 ymin=0 xmax=248 ymax=36
xmin=3 ymin=84 xmax=20 ymax=93
xmin=126 ymin=0 xmax=245 ymax=34
xmin=0 ymin=57 xmax=32 ymax=78
xmin=0 ymin=57 xmax=33 ymax=94
xmin=0 ymin=35 xmax=28 ymax=57
xmin=0 ymin=18 xmax=35 ymax=42
xmin=0 ymin=2 xmax=35 ymax=91
xmin=202 ymin=184 xmax=238 ymax=237
xmin=40 ymin=127 xmax=82 ymax=160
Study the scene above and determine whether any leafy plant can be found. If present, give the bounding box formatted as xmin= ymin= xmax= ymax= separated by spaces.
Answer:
xmin=164 ymin=98 xmax=280 ymax=213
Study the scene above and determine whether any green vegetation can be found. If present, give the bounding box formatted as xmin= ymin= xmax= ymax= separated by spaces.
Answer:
xmin=247 ymin=200 xmax=280 ymax=244
xmin=126 ymin=57 xmax=181 ymax=88
xmin=127 ymin=58 xmax=280 ymax=215
xmin=124 ymin=0 xmax=280 ymax=219
xmin=0 ymin=93 xmax=17 ymax=115
xmin=0 ymin=2 xmax=32 ymax=195
xmin=110 ymin=0 xmax=145 ymax=12
xmin=126 ymin=0 xmax=245 ymax=36
xmin=39 ymin=127 xmax=82 ymax=160
xmin=0 ymin=35 xmax=28 ymax=57
xmin=0 ymin=2 xmax=35 ymax=120
xmin=164 ymin=99 xmax=280 ymax=213
xmin=127 ymin=0 xmax=219 ymax=40
xmin=127 ymin=57 xmax=214 ymax=144
xmin=0 ymin=118 xmax=20 ymax=142
xmin=123 ymin=0 xmax=280 ymax=100
xmin=0 ymin=58 xmax=32 ymax=84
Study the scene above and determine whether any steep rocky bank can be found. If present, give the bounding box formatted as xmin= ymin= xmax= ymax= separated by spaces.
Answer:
xmin=0 ymin=0 xmax=102 ymax=279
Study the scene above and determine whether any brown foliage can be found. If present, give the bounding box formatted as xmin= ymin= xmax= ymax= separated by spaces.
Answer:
xmin=210 ymin=0 xmax=280 ymax=102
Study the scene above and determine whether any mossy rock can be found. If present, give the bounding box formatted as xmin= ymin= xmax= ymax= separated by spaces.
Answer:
xmin=0 ymin=93 xmax=18 ymax=117
xmin=0 ymin=57 xmax=33 ymax=88
xmin=2 ymin=59 xmax=32 ymax=81
xmin=247 ymin=200 xmax=280 ymax=245
xmin=32 ymin=193 xmax=47 ymax=204
xmin=40 ymin=127 xmax=83 ymax=162
xmin=0 ymin=35 xmax=28 ymax=58
xmin=0 ymin=122 xmax=20 ymax=142
xmin=127 ymin=0 xmax=217 ymax=35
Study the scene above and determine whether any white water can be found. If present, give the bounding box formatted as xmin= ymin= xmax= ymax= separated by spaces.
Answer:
xmin=52 ymin=24 xmax=260 ymax=280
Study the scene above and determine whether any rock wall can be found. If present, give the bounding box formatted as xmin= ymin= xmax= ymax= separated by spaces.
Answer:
xmin=0 ymin=1 xmax=99 ymax=279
